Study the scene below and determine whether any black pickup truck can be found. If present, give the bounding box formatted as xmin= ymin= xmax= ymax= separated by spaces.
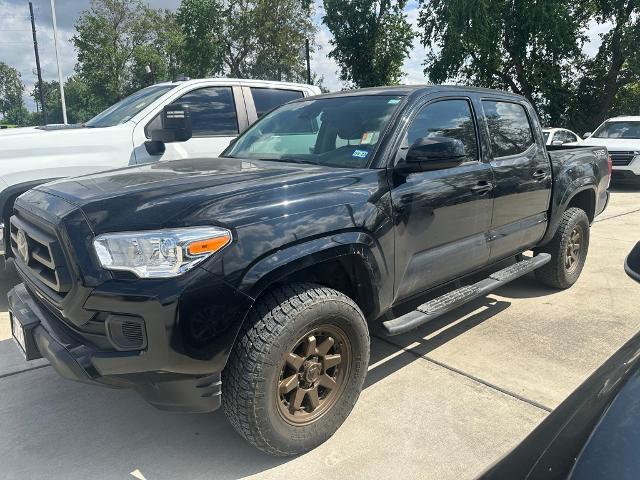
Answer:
xmin=7 ymin=86 xmax=610 ymax=456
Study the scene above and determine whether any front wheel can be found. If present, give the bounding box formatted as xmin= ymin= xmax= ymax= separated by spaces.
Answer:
xmin=222 ymin=283 xmax=369 ymax=456
xmin=535 ymin=207 xmax=590 ymax=289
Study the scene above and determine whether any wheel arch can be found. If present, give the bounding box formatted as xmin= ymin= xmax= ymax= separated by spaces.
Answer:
xmin=239 ymin=232 xmax=387 ymax=320
xmin=539 ymin=182 xmax=597 ymax=248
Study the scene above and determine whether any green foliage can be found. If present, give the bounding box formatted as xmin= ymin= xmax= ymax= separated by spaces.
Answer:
xmin=323 ymin=0 xmax=415 ymax=88
xmin=177 ymin=0 xmax=315 ymax=82
xmin=73 ymin=0 xmax=182 ymax=114
xmin=176 ymin=0 xmax=225 ymax=78
xmin=30 ymin=77 xmax=98 ymax=125
xmin=0 ymin=62 xmax=30 ymax=126
xmin=567 ymin=0 xmax=640 ymax=132
xmin=418 ymin=0 xmax=588 ymax=124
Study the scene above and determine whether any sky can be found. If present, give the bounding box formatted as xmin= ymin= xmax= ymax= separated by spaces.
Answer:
xmin=0 ymin=0 xmax=612 ymax=112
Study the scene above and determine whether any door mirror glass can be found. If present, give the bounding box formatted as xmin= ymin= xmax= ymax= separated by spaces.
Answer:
xmin=583 ymin=132 xmax=592 ymax=139
xmin=625 ymin=242 xmax=640 ymax=283
xmin=150 ymin=104 xmax=192 ymax=144
xmin=404 ymin=136 xmax=466 ymax=171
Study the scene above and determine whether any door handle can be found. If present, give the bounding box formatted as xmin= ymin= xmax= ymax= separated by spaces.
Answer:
xmin=471 ymin=181 xmax=493 ymax=195
xmin=532 ymin=169 xmax=549 ymax=181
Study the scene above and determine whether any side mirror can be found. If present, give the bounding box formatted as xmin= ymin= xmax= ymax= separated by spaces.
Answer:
xmin=625 ymin=242 xmax=640 ymax=283
xmin=401 ymin=136 xmax=466 ymax=172
xmin=583 ymin=132 xmax=592 ymax=139
xmin=551 ymin=140 xmax=564 ymax=146
xmin=145 ymin=104 xmax=192 ymax=156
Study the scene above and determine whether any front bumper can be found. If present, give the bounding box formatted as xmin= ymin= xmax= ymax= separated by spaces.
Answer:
xmin=8 ymin=283 xmax=223 ymax=413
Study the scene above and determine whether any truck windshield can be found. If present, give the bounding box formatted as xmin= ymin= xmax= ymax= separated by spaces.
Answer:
xmin=84 ymin=84 xmax=175 ymax=128
xmin=592 ymin=121 xmax=640 ymax=139
xmin=224 ymin=95 xmax=404 ymax=168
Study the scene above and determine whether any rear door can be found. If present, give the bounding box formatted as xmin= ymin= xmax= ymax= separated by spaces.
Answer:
xmin=390 ymin=97 xmax=494 ymax=302
xmin=481 ymin=99 xmax=552 ymax=261
xmin=242 ymin=86 xmax=306 ymax=124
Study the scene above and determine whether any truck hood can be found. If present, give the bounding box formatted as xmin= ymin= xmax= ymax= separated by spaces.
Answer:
xmin=0 ymin=124 xmax=132 ymax=178
xmin=36 ymin=157 xmax=372 ymax=233
xmin=581 ymin=137 xmax=640 ymax=151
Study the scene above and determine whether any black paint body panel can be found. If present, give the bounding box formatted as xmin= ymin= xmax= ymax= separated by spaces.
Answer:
xmin=8 ymin=85 xmax=609 ymax=412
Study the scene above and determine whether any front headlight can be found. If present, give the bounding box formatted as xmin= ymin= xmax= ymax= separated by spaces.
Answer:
xmin=93 ymin=227 xmax=232 ymax=278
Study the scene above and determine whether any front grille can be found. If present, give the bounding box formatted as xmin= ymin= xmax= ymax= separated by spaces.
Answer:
xmin=610 ymin=151 xmax=637 ymax=166
xmin=9 ymin=215 xmax=72 ymax=297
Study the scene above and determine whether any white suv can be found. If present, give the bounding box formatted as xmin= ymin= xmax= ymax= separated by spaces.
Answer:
xmin=582 ymin=116 xmax=640 ymax=183
xmin=0 ymin=78 xmax=321 ymax=259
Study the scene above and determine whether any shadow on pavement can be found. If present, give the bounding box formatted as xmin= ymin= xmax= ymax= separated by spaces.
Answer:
xmin=367 ymin=296 xmax=511 ymax=389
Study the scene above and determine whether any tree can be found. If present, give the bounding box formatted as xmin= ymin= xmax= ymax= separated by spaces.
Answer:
xmin=0 ymin=62 xmax=30 ymax=126
xmin=31 ymin=77 xmax=98 ymax=124
xmin=176 ymin=0 xmax=225 ymax=78
xmin=73 ymin=0 xmax=183 ymax=112
xmin=568 ymin=0 xmax=640 ymax=132
xmin=323 ymin=0 xmax=415 ymax=88
xmin=176 ymin=0 xmax=315 ymax=82
xmin=418 ymin=0 xmax=588 ymax=124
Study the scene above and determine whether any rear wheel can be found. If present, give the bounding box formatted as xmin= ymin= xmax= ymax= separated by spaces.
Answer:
xmin=535 ymin=207 xmax=590 ymax=289
xmin=222 ymin=283 xmax=369 ymax=456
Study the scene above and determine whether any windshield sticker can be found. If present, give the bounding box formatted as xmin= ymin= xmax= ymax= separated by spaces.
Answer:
xmin=352 ymin=149 xmax=369 ymax=159
xmin=388 ymin=98 xmax=401 ymax=104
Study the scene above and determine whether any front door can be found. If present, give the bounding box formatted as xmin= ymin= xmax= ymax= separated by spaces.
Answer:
xmin=133 ymin=86 xmax=246 ymax=163
xmin=481 ymin=99 xmax=552 ymax=261
xmin=390 ymin=98 xmax=495 ymax=303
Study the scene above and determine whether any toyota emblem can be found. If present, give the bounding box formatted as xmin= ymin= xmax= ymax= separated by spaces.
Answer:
xmin=16 ymin=230 xmax=29 ymax=263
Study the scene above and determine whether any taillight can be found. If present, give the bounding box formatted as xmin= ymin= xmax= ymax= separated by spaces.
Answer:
xmin=607 ymin=154 xmax=612 ymax=188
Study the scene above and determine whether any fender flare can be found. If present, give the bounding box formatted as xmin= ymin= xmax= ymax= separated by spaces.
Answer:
xmin=239 ymin=231 xmax=388 ymax=311
xmin=539 ymin=178 xmax=597 ymax=247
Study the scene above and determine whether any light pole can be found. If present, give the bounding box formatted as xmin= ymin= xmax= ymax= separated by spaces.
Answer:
xmin=50 ymin=0 xmax=67 ymax=124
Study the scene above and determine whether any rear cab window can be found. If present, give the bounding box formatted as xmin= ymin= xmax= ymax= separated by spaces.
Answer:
xmin=482 ymin=100 xmax=535 ymax=157
xmin=250 ymin=88 xmax=304 ymax=118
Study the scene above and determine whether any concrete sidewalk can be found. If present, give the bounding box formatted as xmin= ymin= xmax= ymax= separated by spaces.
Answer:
xmin=0 ymin=187 xmax=638 ymax=480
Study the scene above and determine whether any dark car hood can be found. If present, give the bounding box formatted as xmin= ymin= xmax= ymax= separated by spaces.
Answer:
xmin=36 ymin=157 xmax=372 ymax=233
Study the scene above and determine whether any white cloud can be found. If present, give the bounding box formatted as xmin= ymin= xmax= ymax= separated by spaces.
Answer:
xmin=0 ymin=0 xmax=76 ymax=109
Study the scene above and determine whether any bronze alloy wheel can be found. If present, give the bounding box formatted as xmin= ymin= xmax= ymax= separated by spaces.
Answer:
xmin=565 ymin=226 xmax=583 ymax=274
xmin=276 ymin=325 xmax=352 ymax=426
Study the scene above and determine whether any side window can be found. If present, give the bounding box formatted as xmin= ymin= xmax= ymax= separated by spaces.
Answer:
xmin=145 ymin=86 xmax=238 ymax=138
xmin=482 ymin=100 xmax=535 ymax=157
xmin=250 ymin=88 xmax=304 ymax=118
xmin=406 ymin=99 xmax=479 ymax=162
xmin=564 ymin=131 xmax=578 ymax=143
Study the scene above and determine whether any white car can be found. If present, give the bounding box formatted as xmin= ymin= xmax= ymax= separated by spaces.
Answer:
xmin=542 ymin=127 xmax=582 ymax=146
xmin=581 ymin=116 xmax=640 ymax=183
xmin=0 ymin=78 xmax=321 ymax=260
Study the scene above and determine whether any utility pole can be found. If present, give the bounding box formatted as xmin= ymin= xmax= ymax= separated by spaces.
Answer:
xmin=50 ymin=0 xmax=67 ymax=124
xmin=29 ymin=1 xmax=47 ymax=125
xmin=305 ymin=39 xmax=311 ymax=85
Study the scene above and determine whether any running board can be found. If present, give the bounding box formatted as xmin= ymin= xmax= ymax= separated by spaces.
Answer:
xmin=383 ymin=253 xmax=551 ymax=336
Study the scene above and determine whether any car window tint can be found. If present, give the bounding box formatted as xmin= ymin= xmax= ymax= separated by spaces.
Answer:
xmin=407 ymin=99 xmax=478 ymax=161
xmin=483 ymin=101 xmax=535 ymax=157
xmin=251 ymin=88 xmax=304 ymax=118
xmin=177 ymin=87 xmax=238 ymax=136
xmin=565 ymin=131 xmax=578 ymax=143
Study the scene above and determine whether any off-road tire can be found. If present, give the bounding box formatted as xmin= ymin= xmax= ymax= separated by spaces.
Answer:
xmin=222 ymin=283 xmax=369 ymax=456
xmin=535 ymin=207 xmax=590 ymax=289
